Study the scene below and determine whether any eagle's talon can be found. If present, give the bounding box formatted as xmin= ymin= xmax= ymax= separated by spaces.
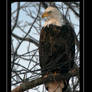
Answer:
xmin=44 ymin=75 xmax=48 ymax=78
xmin=53 ymin=72 xmax=57 ymax=76
xmin=43 ymin=72 xmax=49 ymax=78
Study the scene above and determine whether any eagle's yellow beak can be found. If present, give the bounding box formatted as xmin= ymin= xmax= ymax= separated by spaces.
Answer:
xmin=42 ymin=12 xmax=49 ymax=18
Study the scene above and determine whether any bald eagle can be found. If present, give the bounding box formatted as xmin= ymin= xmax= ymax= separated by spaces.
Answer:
xmin=39 ymin=6 xmax=75 ymax=90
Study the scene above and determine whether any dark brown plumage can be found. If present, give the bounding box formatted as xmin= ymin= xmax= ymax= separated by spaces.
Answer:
xmin=39 ymin=24 xmax=75 ymax=76
xmin=39 ymin=24 xmax=75 ymax=91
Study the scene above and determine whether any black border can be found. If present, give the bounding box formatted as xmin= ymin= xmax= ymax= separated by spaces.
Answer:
xmin=84 ymin=0 xmax=87 ymax=92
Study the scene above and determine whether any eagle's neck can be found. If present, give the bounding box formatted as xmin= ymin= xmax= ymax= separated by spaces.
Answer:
xmin=44 ymin=18 xmax=64 ymax=27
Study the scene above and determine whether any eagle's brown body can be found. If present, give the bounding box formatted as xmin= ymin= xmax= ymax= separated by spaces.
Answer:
xmin=39 ymin=6 xmax=75 ymax=91
xmin=39 ymin=24 xmax=75 ymax=77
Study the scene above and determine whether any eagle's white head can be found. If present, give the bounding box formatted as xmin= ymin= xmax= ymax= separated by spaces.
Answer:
xmin=42 ymin=6 xmax=65 ymax=27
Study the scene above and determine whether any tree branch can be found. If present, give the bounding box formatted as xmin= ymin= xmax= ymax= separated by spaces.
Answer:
xmin=64 ymin=2 xmax=79 ymax=18
xmin=41 ymin=2 xmax=48 ymax=9
xmin=11 ymin=66 xmax=79 ymax=92
xmin=12 ymin=33 xmax=39 ymax=47
xmin=11 ymin=77 xmax=43 ymax=92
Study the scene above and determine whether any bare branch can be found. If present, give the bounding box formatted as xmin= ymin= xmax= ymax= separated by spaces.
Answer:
xmin=64 ymin=2 xmax=79 ymax=17
xmin=11 ymin=77 xmax=43 ymax=92
xmin=12 ymin=33 xmax=39 ymax=47
xmin=11 ymin=66 xmax=79 ymax=92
